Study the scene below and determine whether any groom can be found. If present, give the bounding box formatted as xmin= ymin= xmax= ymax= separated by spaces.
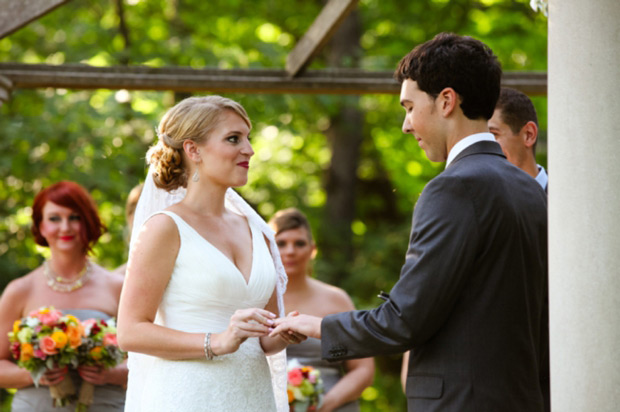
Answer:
xmin=272 ymin=33 xmax=549 ymax=412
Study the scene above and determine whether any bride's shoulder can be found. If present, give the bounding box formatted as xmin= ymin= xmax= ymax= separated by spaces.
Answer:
xmin=133 ymin=212 xmax=181 ymax=251
xmin=141 ymin=212 xmax=180 ymax=235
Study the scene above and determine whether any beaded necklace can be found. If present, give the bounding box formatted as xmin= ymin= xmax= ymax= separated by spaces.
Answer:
xmin=44 ymin=260 xmax=91 ymax=293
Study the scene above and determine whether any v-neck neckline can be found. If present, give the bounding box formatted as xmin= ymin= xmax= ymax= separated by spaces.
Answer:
xmin=165 ymin=211 xmax=255 ymax=286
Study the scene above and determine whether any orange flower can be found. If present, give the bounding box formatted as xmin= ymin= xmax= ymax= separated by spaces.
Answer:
xmin=12 ymin=320 xmax=20 ymax=337
xmin=51 ymin=330 xmax=68 ymax=349
xmin=66 ymin=325 xmax=82 ymax=349
xmin=20 ymin=343 xmax=34 ymax=362
xmin=287 ymin=388 xmax=295 ymax=403
xmin=89 ymin=346 xmax=103 ymax=360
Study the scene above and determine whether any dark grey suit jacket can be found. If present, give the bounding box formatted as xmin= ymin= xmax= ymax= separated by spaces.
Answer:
xmin=321 ymin=141 xmax=549 ymax=412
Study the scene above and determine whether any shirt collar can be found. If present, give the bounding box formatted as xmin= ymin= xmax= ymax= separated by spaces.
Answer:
xmin=445 ymin=132 xmax=496 ymax=168
xmin=536 ymin=165 xmax=548 ymax=190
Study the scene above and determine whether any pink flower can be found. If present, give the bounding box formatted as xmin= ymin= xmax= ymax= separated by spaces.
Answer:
xmin=34 ymin=349 xmax=46 ymax=359
xmin=103 ymin=333 xmax=118 ymax=347
xmin=40 ymin=335 xmax=58 ymax=355
xmin=308 ymin=374 xmax=317 ymax=384
xmin=82 ymin=319 xmax=97 ymax=328
xmin=82 ymin=319 xmax=97 ymax=336
xmin=38 ymin=310 xmax=62 ymax=326
xmin=288 ymin=369 xmax=304 ymax=386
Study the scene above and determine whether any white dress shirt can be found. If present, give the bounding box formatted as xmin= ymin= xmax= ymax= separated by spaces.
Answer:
xmin=536 ymin=165 xmax=548 ymax=191
xmin=445 ymin=132 xmax=496 ymax=168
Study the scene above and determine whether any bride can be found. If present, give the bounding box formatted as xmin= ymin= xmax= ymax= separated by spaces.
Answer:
xmin=117 ymin=96 xmax=298 ymax=411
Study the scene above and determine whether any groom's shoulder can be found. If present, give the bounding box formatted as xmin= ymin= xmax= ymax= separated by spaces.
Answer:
xmin=441 ymin=150 xmax=514 ymax=186
xmin=418 ymin=156 xmax=510 ymax=206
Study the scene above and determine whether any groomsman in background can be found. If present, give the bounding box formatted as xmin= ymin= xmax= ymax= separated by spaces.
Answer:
xmin=489 ymin=87 xmax=548 ymax=191
xmin=489 ymin=87 xmax=550 ymax=410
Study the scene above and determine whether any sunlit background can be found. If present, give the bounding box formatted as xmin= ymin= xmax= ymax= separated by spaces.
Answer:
xmin=0 ymin=1 xmax=547 ymax=409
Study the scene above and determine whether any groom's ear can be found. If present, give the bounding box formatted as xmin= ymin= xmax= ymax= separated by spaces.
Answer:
xmin=183 ymin=139 xmax=201 ymax=162
xmin=437 ymin=87 xmax=459 ymax=117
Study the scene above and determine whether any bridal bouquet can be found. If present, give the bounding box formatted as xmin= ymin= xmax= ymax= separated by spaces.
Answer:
xmin=75 ymin=318 xmax=125 ymax=412
xmin=8 ymin=307 xmax=81 ymax=406
xmin=287 ymin=359 xmax=323 ymax=412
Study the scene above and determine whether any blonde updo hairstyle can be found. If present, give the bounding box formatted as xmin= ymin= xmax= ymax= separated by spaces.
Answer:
xmin=147 ymin=95 xmax=251 ymax=191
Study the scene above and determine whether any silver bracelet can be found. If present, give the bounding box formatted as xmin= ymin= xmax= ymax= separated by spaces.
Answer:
xmin=204 ymin=332 xmax=214 ymax=360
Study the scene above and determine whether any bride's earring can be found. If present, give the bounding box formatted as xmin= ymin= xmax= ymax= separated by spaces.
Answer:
xmin=192 ymin=150 xmax=201 ymax=182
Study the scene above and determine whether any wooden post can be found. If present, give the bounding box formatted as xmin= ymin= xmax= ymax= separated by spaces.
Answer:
xmin=285 ymin=0 xmax=358 ymax=77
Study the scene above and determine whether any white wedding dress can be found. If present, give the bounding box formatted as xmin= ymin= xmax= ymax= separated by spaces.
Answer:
xmin=125 ymin=210 xmax=279 ymax=411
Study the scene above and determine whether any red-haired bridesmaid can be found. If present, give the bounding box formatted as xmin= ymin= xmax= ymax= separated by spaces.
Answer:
xmin=0 ymin=181 xmax=127 ymax=411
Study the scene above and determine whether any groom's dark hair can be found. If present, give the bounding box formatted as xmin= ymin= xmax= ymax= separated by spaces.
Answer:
xmin=395 ymin=32 xmax=502 ymax=121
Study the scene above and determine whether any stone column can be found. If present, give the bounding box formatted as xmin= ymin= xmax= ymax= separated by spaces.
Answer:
xmin=548 ymin=0 xmax=620 ymax=410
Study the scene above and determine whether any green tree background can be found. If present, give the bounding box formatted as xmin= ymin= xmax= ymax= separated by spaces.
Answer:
xmin=0 ymin=0 xmax=547 ymax=410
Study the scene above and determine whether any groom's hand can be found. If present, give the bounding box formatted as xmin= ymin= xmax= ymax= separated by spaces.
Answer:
xmin=272 ymin=311 xmax=307 ymax=344
xmin=269 ymin=314 xmax=322 ymax=340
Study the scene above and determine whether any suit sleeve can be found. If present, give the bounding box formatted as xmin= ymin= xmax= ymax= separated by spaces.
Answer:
xmin=322 ymin=175 xmax=480 ymax=360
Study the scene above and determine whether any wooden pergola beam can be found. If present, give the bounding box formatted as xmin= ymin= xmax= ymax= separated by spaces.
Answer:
xmin=286 ymin=0 xmax=358 ymax=77
xmin=0 ymin=0 xmax=70 ymax=39
xmin=0 ymin=63 xmax=548 ymax=95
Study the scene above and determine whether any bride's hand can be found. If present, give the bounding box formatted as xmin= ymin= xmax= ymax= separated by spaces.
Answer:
xmin=214 ymin=308 xmax=276 ymax=355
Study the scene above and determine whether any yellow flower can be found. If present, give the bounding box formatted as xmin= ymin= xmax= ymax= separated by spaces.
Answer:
xmin=51 ymin=330 xmax=68 ymax=349
xmin=20 ymin=343 xmax=34 ymax=362
xmin=12 ymin=320 xmax=20 ymax=336
xmin=65 ymin=314 xmax=80 ymax=325
xmin=90 ymin=346 xmax=103 ymax=360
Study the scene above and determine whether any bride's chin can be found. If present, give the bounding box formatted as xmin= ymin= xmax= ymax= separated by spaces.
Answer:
xmin=231 ymin=178 xmax=249 ymax=187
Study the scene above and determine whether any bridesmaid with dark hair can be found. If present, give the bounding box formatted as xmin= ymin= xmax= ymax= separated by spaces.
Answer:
xmin=0 ymin=181 xmax=127 ymax=411
xmin=269 ymin=208 xmax=374 ymax=412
